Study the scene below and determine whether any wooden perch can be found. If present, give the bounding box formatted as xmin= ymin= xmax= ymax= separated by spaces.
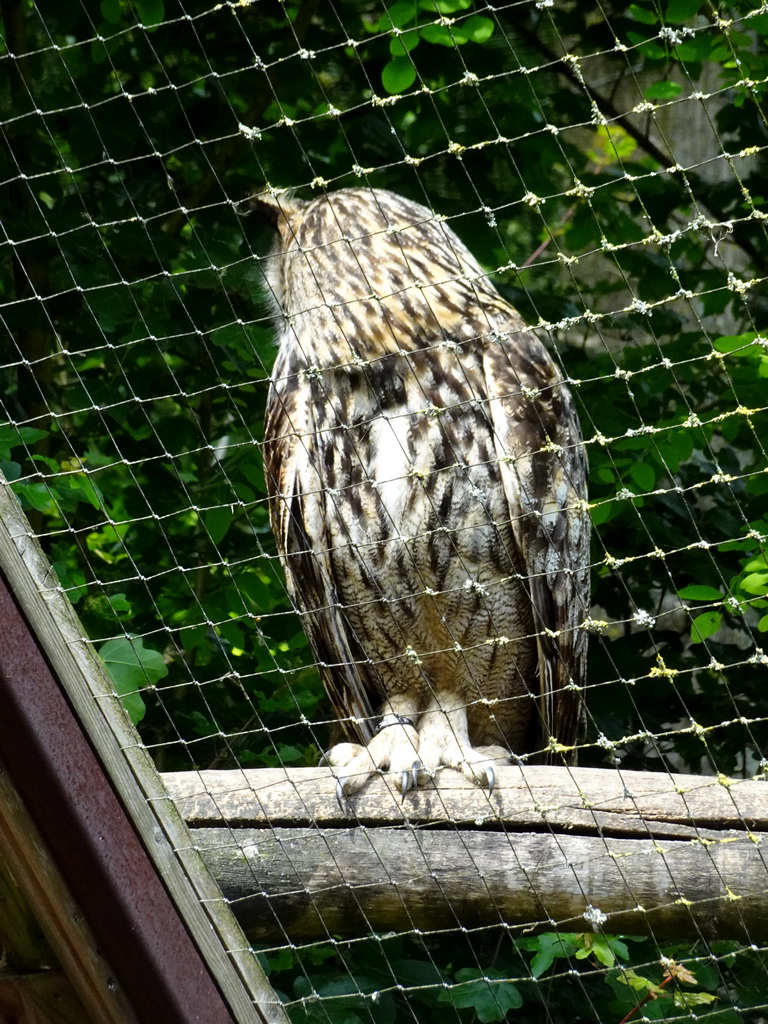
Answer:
xmin=162 ymin=765 xmax=768 ymax=943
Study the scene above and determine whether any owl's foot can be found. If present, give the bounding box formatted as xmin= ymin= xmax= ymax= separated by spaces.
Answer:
xmin=463 ymin=745 xmax=511 ymax=796
xmin=325 ymin=722 xmax=420 ymax=804
xmin=417 ymin=740 xmax=509 ymax=795
xmin=417 ymin=700 xmax=510 ymax=796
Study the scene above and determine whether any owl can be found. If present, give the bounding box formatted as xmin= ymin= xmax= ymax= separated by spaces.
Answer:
xmin=251 ymin=187 xmax=589 ymax=800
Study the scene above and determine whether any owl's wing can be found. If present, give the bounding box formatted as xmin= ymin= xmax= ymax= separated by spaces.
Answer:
xmin=263 ymin=376 xmax=380 ymax=746
xmin=481 ymin=315 xmax=590 ymax=761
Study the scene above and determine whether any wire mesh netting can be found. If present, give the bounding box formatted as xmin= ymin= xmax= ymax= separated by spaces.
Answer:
xmin=2 ymin=0 xmax=768 ymax=1020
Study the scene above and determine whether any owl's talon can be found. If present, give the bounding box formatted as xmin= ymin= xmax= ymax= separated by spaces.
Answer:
xmin=335 ymin=779 xmax=348 ymax=810
xmin=485 ymin=765 xmax=495 ymax=798
xmin=398 ymin=761 xmax=423 ymax=798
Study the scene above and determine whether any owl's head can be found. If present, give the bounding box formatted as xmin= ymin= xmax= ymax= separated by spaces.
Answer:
xmin=243 ymin=187 xmax=502 ymax=360
xmin=241 ymin=190 xmax=309 ymax=315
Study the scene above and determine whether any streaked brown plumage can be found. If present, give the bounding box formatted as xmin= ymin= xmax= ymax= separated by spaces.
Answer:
xmin=252 ymin=187 xmax=589 ymax=796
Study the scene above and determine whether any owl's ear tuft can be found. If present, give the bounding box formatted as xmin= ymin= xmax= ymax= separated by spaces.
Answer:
xmin=238 ymin=190 xmax=304 ymax=227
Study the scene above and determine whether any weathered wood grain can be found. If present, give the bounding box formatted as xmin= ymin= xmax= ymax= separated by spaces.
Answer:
xmin=163 ymin=765 xmax=768 ymax=839
xmin=0 ymin=768 xmax=119 ymax=1024
xmin=164 ymin=766 xmax=768 ymax=942
xmin=193 ymin=824 xmax=768 ymax=943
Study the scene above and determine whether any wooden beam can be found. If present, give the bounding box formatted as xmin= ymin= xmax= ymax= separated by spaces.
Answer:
xmin=163 ymin=766 xmax=768 ymax=942
xmin=194 ymin=824 xmax=768 ymax=942
xmin=163 ymin=764 xmax=768 ymax=837
xmin=0 ymin=764 xmax=138 ymax=1024
xmin=0 ymin=970 xmax=88 ymax=1024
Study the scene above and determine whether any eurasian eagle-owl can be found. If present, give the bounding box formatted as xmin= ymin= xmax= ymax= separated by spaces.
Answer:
xmin=252 ymin=187 xmax=589 ymax=798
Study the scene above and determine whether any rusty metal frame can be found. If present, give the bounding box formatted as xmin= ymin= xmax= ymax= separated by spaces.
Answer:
xmin=0 ymin=479 xmax=288 ymax=1024
xmin=0 ymin=568 xmax=238 ymax=1023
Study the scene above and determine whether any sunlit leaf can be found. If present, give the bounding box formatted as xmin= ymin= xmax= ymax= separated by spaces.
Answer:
xmin=382 ymin=56 xmax=417 ymax=93
xmin=690 ymin=611 xmax=722 ymax=643
xmin=629 ymin=4 xmax=658 ymax=24
xmin=463 ymin=15 xmax=494 ymax=43
xmin=740 ymin=573 xmax=768 ymax=596
xmin=678 ymin=585 xmax=723 ymax=601
xmin=644 ymin=80 xmax=683 ymax=100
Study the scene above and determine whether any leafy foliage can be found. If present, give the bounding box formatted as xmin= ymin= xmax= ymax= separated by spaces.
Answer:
xmin=2 ymin=0 xmax=768 ymax=1018
xmin=261 ymin=930 xmax=759 ymax=1023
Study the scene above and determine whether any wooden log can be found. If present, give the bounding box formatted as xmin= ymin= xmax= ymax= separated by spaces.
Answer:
xmin=193 ymin=824 xmax=768 ymax=943
xmin=162 ymin=766 xmax=768 ymax=942
xmin=163 ymin=765 xmax=768 ymax=838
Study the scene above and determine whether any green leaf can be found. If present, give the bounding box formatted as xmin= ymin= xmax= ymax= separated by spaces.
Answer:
xmin=463 ymin=15 xmax=494 ymax=43
xmin=379 ymin=1 xmax=419 ymax=30
xmin=678 ymin=585 xmax=723 ymax=601
xmin=615 ymin=968 xmax=666 ymax=995
xmin=644 ymin=80 xmax=683 ymax=100
xmin=674 ymin=35 xmax=717 ymax=61
xmin=656 ymin=428 xmax=694 ymax=472
xmin=439 ymin=968 xmax=522 ymax=1021
xmin=674 ymin=990 xmax=717 ymax=1008
xmin=606 ymin=936 xmax=630 ymax=961
xmin=204 ymin=505 xmax=233 ymax=545
xmin=584 ymin=935 xmax=618 ymax=967
xmin=108 ymin=593 xmax=132 ymax=616
xmin=99 ymin=636 xmax=168 ymax=724
xmin=136 ymin=0 xmax=164 ymax=26
xmin=527 ymin=933 xmax=580 ymax=977
xmin=665 ymin=0 xmax=703 ymax=23
xmin=180 ymin=625 xmax=208 ymax=651
xmin=419 ymin=0 xmax=472 ymax=10
xmin=0 ymin=424 xmax=49 ymax=461
xmin=628 ymin=462 xmax=656 ymax=492
xmin=715 ymin=332 xmax=762 ymax=357
xmin=420 ymin=22 xmax=459 ymax=46
xmin=740 ymin=573 xmax=768 ymax=596
xmin=381 ymin=56 xmax=417 ymax=93
xmin=13 ymin=481 xmax=55 ymax=513
xmin=50 ymin=561 xmax=88 ymax=604
xmin=100 ymin=0 xmax=122 ymax=22
xmin=690 ymin=611 xmax=722 ymax=643
xmin=629 ymin=4 xmax=658 ymax=25
xmin=590 ymin=500 xmax=621 ymax=525
xmin=742 ymin=553 xmax=768 ymax=573
xmin=387 ymin=956 xmax=447 ymax=993
xmin=719 ymin=537 xmax=758 ymax=553
xmin=529 ymin=946 xmax=557 ymax=977
xmin=58 ymin=471 xmax=103 ymax=511
xmin=758 ymin=613 xmax=768 ymax=632
xmin=276 ymin=744 xmax=304 ymax=763
xmin=390 ymin=30 xmax=420 ymax=56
